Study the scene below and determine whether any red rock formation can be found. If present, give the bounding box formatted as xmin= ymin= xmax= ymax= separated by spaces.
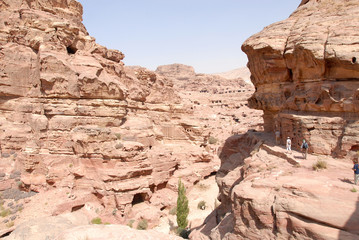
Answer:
xmin=156 ymin=63 xmax=248 ymax=93
xmin=191 ymin=131 xmax=359 ymax=240
xmin=191 ymin=1 xmax=359 ymax=240
xmin=0 ymin=0 xmax=219 ymax=230
xmin=242 ymin=0 xmax=359 ymax=157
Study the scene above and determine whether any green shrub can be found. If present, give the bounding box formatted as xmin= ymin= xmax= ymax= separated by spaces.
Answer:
xmin=351 ymin=187 xmax=357 ymax=193
xmin=6 ymin=221 xmax=14 ymax=228
xmin=312 ymin=160 xmax=327 ymax=171
xmin=208 ymin=136 xmax=218 ymax=145
xmin=115 ymin=133 xmax=121 ymax=140
xmin=197 ymin=200 xmax=206 ymax=210
xmin=136 ymin=219 xmax=148 ymax=230
xmin=127 ymin=219 xmax=135 ymax=228
xmin=112 ymin=208 xmax=117 ymax=216
xmin=91 ymin=217 xmax=102 ymax=224
xmin=176 ymin=179 xmax=189 ymax=229
xmin=0 ymin=208 xmax=11 ymax=218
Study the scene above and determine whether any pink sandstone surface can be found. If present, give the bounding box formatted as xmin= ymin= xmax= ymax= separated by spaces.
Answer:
xmin=241 ymin=0 xmax=359 ymax=157
xmin=191 ymin=0 xmax=359 ymax=240
xmin=0 ymin=0 xmax=262 ymax=238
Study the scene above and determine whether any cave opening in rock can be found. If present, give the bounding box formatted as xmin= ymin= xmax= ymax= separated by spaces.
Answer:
xmin=204 ymin=171 xmax=217 ymax=179
xmin=288 ymin=69 xmax=293 ymax=81
xmin=350 ymin=145 xmax=359 ymax=151
xmin=132 ymin=192 xmax=148 ymax=205
xmin=67 ymin=45 xmax=77 ymax=55
xmin=352 ymin=57 xmax=357 ymax=64
xmin=71 ymin=204 xmax=85 ymax=212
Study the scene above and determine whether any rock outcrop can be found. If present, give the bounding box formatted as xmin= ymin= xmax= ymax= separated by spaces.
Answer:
xmin=191 ymin=1 xmax=359 ymax=240
xmin=155 ymin=63 xmax=248 ymax=94
xmin=214 ymin=67 xmax=251 ymax=84
xmin=2 ymin=210 xmax=182 ymax=240
xmin=191 ymin=132 xmax=359 ymax=240
xmin=242 ymin=0 xmax=359 ymax=157
xmin=0 ymin=0 xmax=265 ymax=236
xmin=155 ymin=63 xmax=263 ymax=143
xmin=0 ymin=0 xmax=221 ymax=232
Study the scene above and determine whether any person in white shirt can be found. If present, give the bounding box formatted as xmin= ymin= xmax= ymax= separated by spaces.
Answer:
xmin=286 ymin=137 xmax=292 ymax=153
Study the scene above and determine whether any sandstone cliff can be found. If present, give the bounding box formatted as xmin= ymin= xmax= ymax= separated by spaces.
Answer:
xmin=191 ymin=1 xmax=359 ymax=239
xmin=155 ymin=63 xmax=249 ymax=93
xmin=0 ymin=0 xmax=221 ymax=234
xmin=0 ymin=0 xmax=264 ymax=237
xmin=242 ymin=0 xmax=359 ymax=157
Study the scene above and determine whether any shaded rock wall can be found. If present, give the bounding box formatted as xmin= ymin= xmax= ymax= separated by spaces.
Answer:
xmin=242 ymin=0 xmax=359 ymax=157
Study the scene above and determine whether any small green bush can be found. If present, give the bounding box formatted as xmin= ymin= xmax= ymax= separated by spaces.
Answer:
xmin=351 ymin=187 xmax=357 ymax=193
xmin=112 ymin=208 xmax=117 ymax=216
xmin=312 ymin=160 xmax=327 ymax=171
xmin=127 ymin=219 xmax=135 ymax=228
xmin=91 ymin=217 xmax=102 ymax=224
xmin=115 ymin=133 xmax=121 ymax=140
xmin=6 ymin=221 xmax=14 ymax=228
xmin=208 ymin=136 xmax=218 ymax=145
xmin=136 ymin=219 xmax=148 ymax=230
xmin=0 ymin=208 xmax=11 ymax=218
xmin=197 ymin=200 xmax=206 ymax=210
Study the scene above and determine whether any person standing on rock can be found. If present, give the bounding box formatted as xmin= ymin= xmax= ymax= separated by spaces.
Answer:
xmin=286 ymin=137 xmax=292 ymax=153
xmin=353 ymin=157 xmax=359 ymax=185
xmin=301 ymin=139 xmax=309 ymax=159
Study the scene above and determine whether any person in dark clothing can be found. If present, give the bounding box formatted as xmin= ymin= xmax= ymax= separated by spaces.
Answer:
xmin=301 ymin=139 xmax=309 ymax=159
xmin=353 ymin=157 xmax=359 ymax=185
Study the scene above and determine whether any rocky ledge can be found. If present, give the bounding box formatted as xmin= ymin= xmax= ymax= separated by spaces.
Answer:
xmin=191 ymin=132 xmax=359 ymax=240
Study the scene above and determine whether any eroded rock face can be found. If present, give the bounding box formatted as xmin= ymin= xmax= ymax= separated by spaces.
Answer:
xmin=242 ymin=0 xmax=359 ymax=157
xmin=190 ymin=1 xmax=359 ymax=240
xmin=0 ymin=0 xmax=219 ymax=230
xmin=156 ymin=63 xmax=248 ymax=93
xmin=191 ymin=132 xmax=359 ymax=240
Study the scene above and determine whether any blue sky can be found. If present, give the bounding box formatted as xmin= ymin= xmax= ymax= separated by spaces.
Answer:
xmin=78 ymin=1 xmax=299 ymax=73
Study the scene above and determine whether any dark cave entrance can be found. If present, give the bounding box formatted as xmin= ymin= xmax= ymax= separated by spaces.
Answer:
xmin=132 ymin=192 xmax=148 ymax=205
xmin=67 ymin=45 xmax=77 ymax=55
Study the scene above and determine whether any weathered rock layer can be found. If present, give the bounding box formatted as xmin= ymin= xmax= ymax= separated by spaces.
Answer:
xmin=242 ymin=0 xmax=359 ymax=157
xmin=0 ymin=0 xmax=218 ymax=229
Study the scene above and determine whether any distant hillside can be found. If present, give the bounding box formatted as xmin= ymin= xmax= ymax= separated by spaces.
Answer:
xmin=155 ymin=63 xmax=248 ymax=93
xmin=214 ymin=67 xmax=251 ymax=83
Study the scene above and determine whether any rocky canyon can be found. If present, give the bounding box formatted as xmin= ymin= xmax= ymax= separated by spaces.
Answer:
xmin=191 ymin=0 xmax=359 ymax=240
xmin=0 ymin=0 xmax=261 ymax=239
xmin=1 ymin=0 xmax=359 ymax=240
